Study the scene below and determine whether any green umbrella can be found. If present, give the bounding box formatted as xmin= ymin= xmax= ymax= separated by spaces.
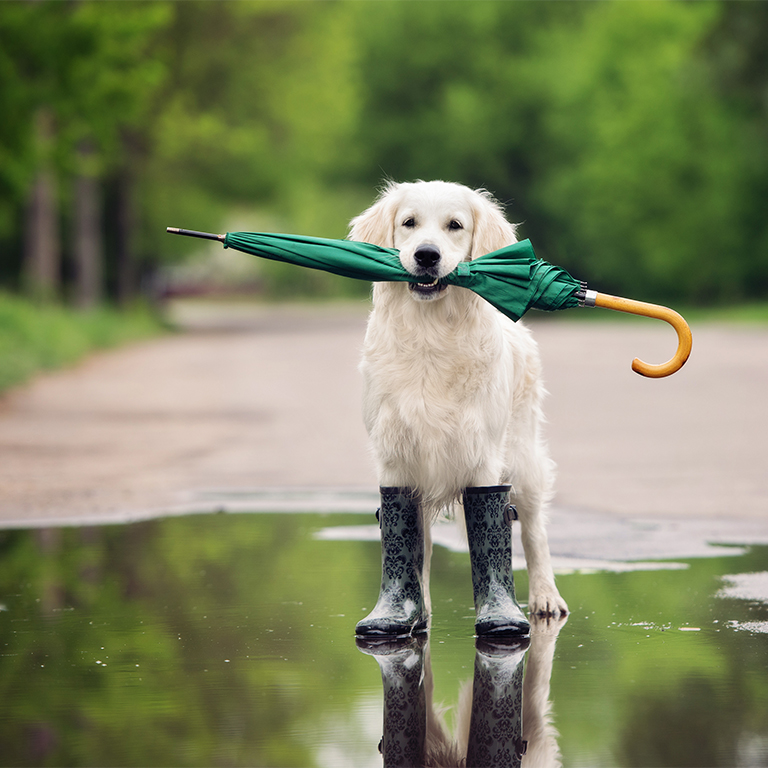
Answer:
xmin=168 ymin=228 xmax=581 ymax=320
xmin=166 ymin=227 xmax=691 ymax=377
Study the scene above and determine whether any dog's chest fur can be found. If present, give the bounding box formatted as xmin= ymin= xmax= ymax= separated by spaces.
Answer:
xmin=360 ymin=286 xmax=515 ymax=495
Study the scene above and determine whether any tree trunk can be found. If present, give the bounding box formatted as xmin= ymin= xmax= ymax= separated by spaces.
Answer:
xmin=72 ymin=141 xmax=103 ymax=309
xmin=115 ymin=163 xmax=135 ymax=306
xmin=23 ymin=110 xmax=60 ymax=299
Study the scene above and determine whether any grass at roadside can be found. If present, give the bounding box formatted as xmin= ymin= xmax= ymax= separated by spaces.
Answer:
xmin=0 ymin=293 xmax=166 ymax=394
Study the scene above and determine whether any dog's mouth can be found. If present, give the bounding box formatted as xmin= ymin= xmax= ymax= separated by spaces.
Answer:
xmin=408 ymin=279 xmax=447 ymax=299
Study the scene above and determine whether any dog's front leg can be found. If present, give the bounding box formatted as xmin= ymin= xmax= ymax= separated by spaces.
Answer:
xmin=515 ymin=496 xmax=568 ymax=617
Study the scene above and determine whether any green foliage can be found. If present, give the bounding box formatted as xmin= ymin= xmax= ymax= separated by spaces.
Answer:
xmin=0 ymin=1 xmax=170 ymax=199
xmin=530 ymin=2 xmax=765 ymax=302
xmin=348 ymin=1 xmax=768 ymax=304
xmin=141 ymin=1 xmax=362 ymax=264
xmin=348 ymin=1 xmax=569 ymax=198
xmin=0 ymin=292 xmax=164 ymax=393
xmin=1 ymin=0 xmax=768 ymax=304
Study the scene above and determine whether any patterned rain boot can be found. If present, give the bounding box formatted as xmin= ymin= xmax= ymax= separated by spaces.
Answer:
xmin=464 ymin=485 xmax=531 ymax=637
xmin=356 ymin=635 xmax=427 ymax=768
xmin=466 ymin=637 xmax=530 ymax=768
xmin=356 ymin=487 xmax=429 ymax=637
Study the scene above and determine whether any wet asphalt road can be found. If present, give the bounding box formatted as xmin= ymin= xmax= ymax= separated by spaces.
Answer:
xmin=0 ymin=300 xmax=765 ymax=558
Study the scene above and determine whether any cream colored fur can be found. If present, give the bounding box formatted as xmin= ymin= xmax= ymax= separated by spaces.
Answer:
xmin=349 ymin=180 xmax=566 ymax=617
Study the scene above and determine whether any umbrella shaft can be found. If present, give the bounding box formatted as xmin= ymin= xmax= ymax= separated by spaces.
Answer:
xmin=166 ymin=227 xmax=225 ymax=242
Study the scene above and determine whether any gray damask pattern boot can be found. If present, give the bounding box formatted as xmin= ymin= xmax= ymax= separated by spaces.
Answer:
xmin=466 ymin=637 xmax=529 ymax=768
xmin=356 ymin=487 xmax=429 ymax=637
xmin=464 ymin=485 xmax=531 ymax=637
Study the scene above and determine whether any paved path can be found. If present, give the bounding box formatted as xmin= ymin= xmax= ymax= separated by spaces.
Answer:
xmin=0 ymin=302 xmax=766 ymax=542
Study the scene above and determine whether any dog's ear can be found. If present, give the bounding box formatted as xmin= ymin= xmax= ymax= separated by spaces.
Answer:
xmin=348 ymin=183 xmax=400 ymax=247
xmin=470 ymin=190 xmax=518 ymax=260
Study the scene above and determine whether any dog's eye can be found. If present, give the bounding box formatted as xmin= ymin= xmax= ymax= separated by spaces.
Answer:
xmin=402 ymin=217 xmax=416 ymax=228
xmin=448 ymin=220 xmax=463 ymax=231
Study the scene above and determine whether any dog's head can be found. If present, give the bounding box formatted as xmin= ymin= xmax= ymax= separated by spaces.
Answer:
xmin=349 ymin=180 xmax=517 ymax=302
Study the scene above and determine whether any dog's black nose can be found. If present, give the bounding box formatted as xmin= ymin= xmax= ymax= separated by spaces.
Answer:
xmin=414 ymin=245 xmax=440 ymax=270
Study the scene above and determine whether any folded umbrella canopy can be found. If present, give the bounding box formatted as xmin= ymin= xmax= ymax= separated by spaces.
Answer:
xmin=167 ymin=228 xmax=691 ymax=378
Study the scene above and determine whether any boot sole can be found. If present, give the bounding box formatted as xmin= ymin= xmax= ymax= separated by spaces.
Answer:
xmin=355 ymin=618 xmax=429 ymax=638
xmin=475 ymin=620 xmax=531 ymax=638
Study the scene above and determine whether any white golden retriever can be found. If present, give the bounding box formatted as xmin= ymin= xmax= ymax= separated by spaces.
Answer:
xmin=349 ymin=180 xmax=567 ymax=617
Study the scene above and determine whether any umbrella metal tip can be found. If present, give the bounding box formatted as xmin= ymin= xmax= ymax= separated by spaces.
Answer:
xmin=166 ymin=227 xmax=180 ymax=234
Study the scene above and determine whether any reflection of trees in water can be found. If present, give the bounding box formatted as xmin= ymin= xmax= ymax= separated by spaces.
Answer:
xmin=0 ymin=516 xmax=372 ymax=766
xmin=358 ymin=615 xmax=565 ymax=768
xmin=2 ymin=520 xmax=767 ymax=766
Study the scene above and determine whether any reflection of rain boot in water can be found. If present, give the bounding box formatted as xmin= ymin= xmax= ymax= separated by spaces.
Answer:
xmin=356 ymin=487 xmax=428 ymax=637
xmin=464 ymin=486 xmax=530 ymax=637
xmin=356 ymin=635 xmax=427 ymax=768
xmin=466 ymin=637 xmax=530 ymax=768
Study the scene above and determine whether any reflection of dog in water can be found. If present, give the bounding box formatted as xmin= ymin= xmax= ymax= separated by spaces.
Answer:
xmin=357 ymin=614 xmax=566 ymax=768
xmin=350 ymin=181 xmax=567 ymax=639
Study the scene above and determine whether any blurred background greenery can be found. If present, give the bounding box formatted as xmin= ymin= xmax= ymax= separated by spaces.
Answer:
xmin=1 ymin=0 xmax=767 ymax=366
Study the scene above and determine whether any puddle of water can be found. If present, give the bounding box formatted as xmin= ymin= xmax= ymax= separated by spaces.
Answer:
xmin=0 ymin=511 xmax=766 ymax=767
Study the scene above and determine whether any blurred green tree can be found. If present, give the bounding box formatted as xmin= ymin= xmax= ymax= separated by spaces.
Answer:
xmin=530 ymin=2 xmax=766 ymax=302
xmin=348 ymin=1 xmax=768 ymax=304
xmin=1 ymin=0 xmax=767 ymax=306
xmin=0 ymin=1 xmax=171 ymax=300
xmin=348 ymin=1 xmax=576 ymax=227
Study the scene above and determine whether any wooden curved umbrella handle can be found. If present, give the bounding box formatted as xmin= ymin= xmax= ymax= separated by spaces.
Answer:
xmin=591 ymin=292 xmax=693 ymax=378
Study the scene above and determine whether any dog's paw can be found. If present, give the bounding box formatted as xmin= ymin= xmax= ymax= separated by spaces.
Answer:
xmin=528 ymin=588 xmax=568 ymax=620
